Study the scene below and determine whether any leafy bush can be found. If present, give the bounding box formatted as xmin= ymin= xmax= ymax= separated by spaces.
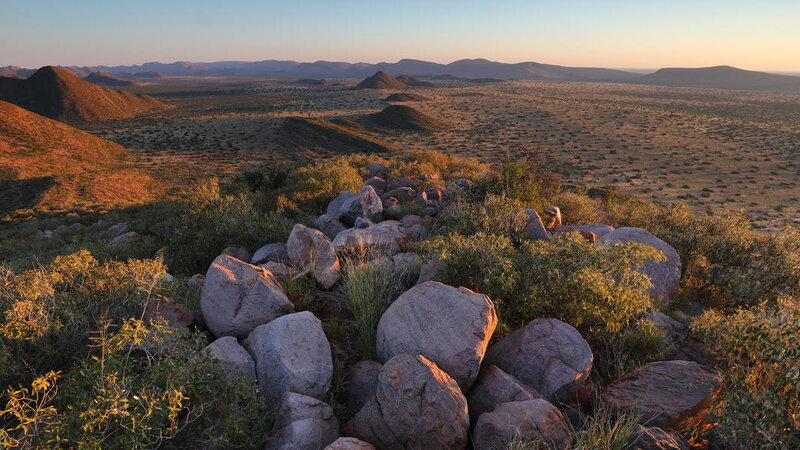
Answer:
xmin=430 ymin=232 xmax=660 ymax=332
xmin=473 ymin=160 xmax=560 ymax=208
xmin=692 ymin=297 xmax=800 ymax=448
xmin=390 ymin=149 xmax=487 ymax=182
xmin=437 ymin=194 xmax=529 ymax=242
xmin=551 ymin=191 xmax=606 ymax=225
xmin=1 ymin=320 xmax=271 ymax=449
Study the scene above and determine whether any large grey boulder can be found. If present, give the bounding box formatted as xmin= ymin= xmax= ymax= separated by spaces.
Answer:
xmin=484 ymin=318 xmax=593 ymax=401
xmin=344 ymin=360 xmax=382 ymax=417
xmin=221 ymin=245 xmax=251 ymax=262
xmin=524 ymin=209 xmax=551 ymax=242
xmin=472 ymin=399 xmax=572 ymax=450
xmin=364 ymin=176 xmax=387 ymax=193
xmin=366 ymin=162 xmax=388 ymax=180
xmin=599 ymin=227 xmax=682 ymax=305
xmin=244 ymin=311 xmax=333 ymax=406
xmin=346 ymin=353 xmax=469 ymax=449
xmin=466 ymin=365 xmax=540 ymax=424
xmin=338 ymin=185 xmax=383 ymax=226
xmin=315 ymin=214 xmax=348 ymax=240
xmin=552 ymin=224 xmax=615 ymax=240
xmin=627 ymin=425 xmax=690 ymax=450
xmin=376 ymin=281 xmax=498 ymax=389
xmin=250 ymin=242 xmax=289 ymax=265
xmin=325 ymin=437 xmax=375 ymax=450
xmin=200 ymin=254 xmax=293 ymax=339
xmin=287 ymin=224 xmax=341 ymax=289
xmin=382 ymin=187 xmax=416 ymax=203
xmin=327 ymin=190 xmax=356 ymax=216
xmin=266 ymin=392 xmax=338 ymax=450
xmin=205 ymin=336 xmax=256 ymax=382
xmin=601 ymin=360 xmax=722 ymax=431
xmin=332 ymin=224 xmax=405 ymax=256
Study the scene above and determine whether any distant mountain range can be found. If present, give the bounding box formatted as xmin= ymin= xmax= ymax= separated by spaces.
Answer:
xmin=2 ymin=59 xmax=800 ymax=90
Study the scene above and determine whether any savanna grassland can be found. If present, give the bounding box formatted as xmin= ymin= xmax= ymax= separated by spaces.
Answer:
xmin=83 ymin=77 xmax=800 ymax=228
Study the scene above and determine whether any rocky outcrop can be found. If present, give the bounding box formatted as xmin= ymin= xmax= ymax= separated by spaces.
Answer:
xmin=338 ymin=185 xmax=383 ymax=226
xmin=205 ymin=336 xmax=257 ymax=382
xmin=466 ymin=365 xmax=540 ymax=424
xmin=266 ymin=392 xmax=338 ymax=450
xmin=244 ymin=311 xmax=333 ymax=406
xmin=287 ymin=224 xmax=341 ymax=288
xmin=332 ymin=224 xmax=405 ymax=256
xmin=346 ymin=353 xmax=469 ymax=449
xmin=599 ymin=227 xmax=682 ymax=305
xmin=472 ymin=399 xmax=572 ymax=450
xmin=200 ymin=254 xmax=293 ymax=338
xmin=376 ymin=281 xmax=498 ymax=389
xmin=601 ymin=360 xmax=722 ymax=430
xmin=484 ymin=318 xmax=593 ymax=401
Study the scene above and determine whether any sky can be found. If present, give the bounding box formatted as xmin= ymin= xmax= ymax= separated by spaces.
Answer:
xmin=1 ymin=0 xmax=799 ymax=71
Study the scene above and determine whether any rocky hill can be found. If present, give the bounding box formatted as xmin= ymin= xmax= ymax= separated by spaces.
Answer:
xmin=0 ymin=66 xmax=166 ymax=122
xmin=277 ymin=117 xmax=397 ymax=154
xmin=633 ymin=65 xmax=800 ymax=90
xmin=366 ymin=105 xmax=448 ymax=132
xmin=0 ymin=100 xmax=159 ymax=215
xmin=83 ymin=71 xmax=139 ymax=86
xmin=356 ymin=71 xmax=408 ymax=89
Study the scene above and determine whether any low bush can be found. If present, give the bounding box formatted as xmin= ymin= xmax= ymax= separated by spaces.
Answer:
xmin=692 ymin=297 xmax=800 ymax=448
xmin=473 ymin=160 xmax=560 ymax=208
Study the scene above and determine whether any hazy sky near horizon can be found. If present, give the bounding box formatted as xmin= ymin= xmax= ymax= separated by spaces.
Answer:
xmin=1 ymin=0 xmax=799 ymax=71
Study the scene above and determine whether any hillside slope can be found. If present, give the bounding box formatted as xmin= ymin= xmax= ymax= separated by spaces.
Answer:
xmin=633 ymin=65 xmax=800 ymax=90
xmin=0 ymin=66 xmax=166 ymax=122
xmin=0 ymin=100 xmax=160 ymax=215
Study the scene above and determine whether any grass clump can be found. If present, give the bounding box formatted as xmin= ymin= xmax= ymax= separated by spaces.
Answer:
xmin=340 ymin=259 xmax=400 ymax=359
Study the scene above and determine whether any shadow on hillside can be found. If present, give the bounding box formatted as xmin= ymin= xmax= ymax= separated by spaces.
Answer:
xmin=0 ymin=177 xmax=55 ymax=216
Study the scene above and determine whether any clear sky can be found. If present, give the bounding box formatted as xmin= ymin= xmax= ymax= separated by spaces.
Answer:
xmin=1 ymin=0 xmax=798 ymax=71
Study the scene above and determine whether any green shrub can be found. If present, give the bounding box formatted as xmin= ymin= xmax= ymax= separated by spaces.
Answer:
xmin=692 ymin=297 xmax=800 ymax=448
xmin=551 ymin=191 xmax=606 ymax=225
xmin=430 ymin=232 xmax=660 ymax=332
xmin=279 ymin=159 xmax=364 ymax=213
xmin=1 ymin=319 xmax=272 ymax=449
xmin=437 ymin=194 xmax=529 ymax=242
xmin=474 ymin=161 xmax=560 ymax=208
xmin=591 ymin=319 xmax=665 ymax=383
xmin=391 ymin=149 xmax=487 ymax=182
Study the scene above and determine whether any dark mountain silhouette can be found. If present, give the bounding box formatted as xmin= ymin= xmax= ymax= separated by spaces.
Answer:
xmin=296 ymin=78 xmax=335 ymax=86
xmin=0 ymin=66 xmax=35 ymax=79
xmin=0 ymin=100 xmax=159 ymax=215
xmin=356 ymin=71 xmax=408 ymax=89
xmin=396 ymin=74 xmax=435 ymax=87
xmin=13 ymin=58 xmax=638 ymax=81
xmin=632 ymin=65 xmax=800 ymax=90
xmin=365 ymin=105 xmax=448 ymax=132
xmin=277 ymin=117 xmax=396 ymax=155
xmin=84 ymin=71 xmax=138 ymax=86
xmin=0 ymin=66 xmax=167 ymax=122
xmin=384 ymin=93 xmax=431 ymax=102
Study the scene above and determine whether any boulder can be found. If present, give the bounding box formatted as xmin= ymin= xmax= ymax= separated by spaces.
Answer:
xmin=399 ymin=214 xmax=423 ymax=227
xmin=392 ymin=252 xmax=419 ymax=275
xmin=382 ymin=187 xmax=416 ymax=203
xmin=644 ymin=312 xmax=689 ymax=359
xmin=259 ymin=261 xmax=296 ymax=279
xmin=626 ymin=425 xmax=690 ymax=450
xmin=599 ymin=227 xmax=681 ymax=305
xmin=484 ymin=318 xmax=593 ymax=401
xmin=110 ymin=231 xmax=140 ymax=246
xmin=325 ymin=437 xmax=375 ymax=450
xmin=200 ymin=254 xmax=293 ymax=339
xmin=366 ymin=162 xmax=388 ymax=179
xmin=344 ymin=360 xmax=382 ymax=417
xmin=287 ymin=224 xmax=341 ymax=289
xmin=315 ymin=213 xmax=348 ymax=240
xmin=250 ymin=242 xmax=289 ymax=265
xmin=338 ymin=185 xmax=383 ymax=226
xmin=144 ymin=300 xmax=193 ymax=329
xmin=524 ymin=209 xmax=551 ymax=241
xmin=416 ymin=257 xmax=445 ymax=284
xmin=387 ymin=177 xmax=417 ymax=191
xmin=221 ymin=245 xmax=251 ymax=262
xmin=346 ymin=354 xmax=469 ymax=449
xmin=327 ymin=190 xmax=356 ymax=216
xmin=364 ymin=176 xmax=387 ymax=193
xmin=354 ymin=217 xmax=375 ymax=229
xmin=266 ymin=392 xmax=338 ymax=450
xmin=376 ymin=281 xmax=498 ymax=389
xmin=244 ymin=311 xmax=333 ymax=405
xmin=472 ymin=399 xmax=572 ymax=450
xmin=404 ymin=223 xmax=427 ymax=241
xmin=422 ymin=206 xmax=438 ymax=217
xmin=466 ymin=365 xmax=540 ymax=424
xmin=332 ymin=225 xmax=404 ymax=256
xmin=552 ymin=224 xmax=614 ymax=240
xmin=186 ymin=273 xmax=205 ymax=292
xmin=601 ymin=360 xmax=722 ymax=430
xmin=205 ymin=336 xmax=257 ymax=382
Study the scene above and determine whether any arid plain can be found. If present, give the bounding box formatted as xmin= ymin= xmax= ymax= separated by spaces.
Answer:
xmin=82 ymin=77 xmax=800 ymax=229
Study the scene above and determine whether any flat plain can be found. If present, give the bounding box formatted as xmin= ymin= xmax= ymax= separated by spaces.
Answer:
xmin=81 ymin=77 xmax=800 ymax=229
